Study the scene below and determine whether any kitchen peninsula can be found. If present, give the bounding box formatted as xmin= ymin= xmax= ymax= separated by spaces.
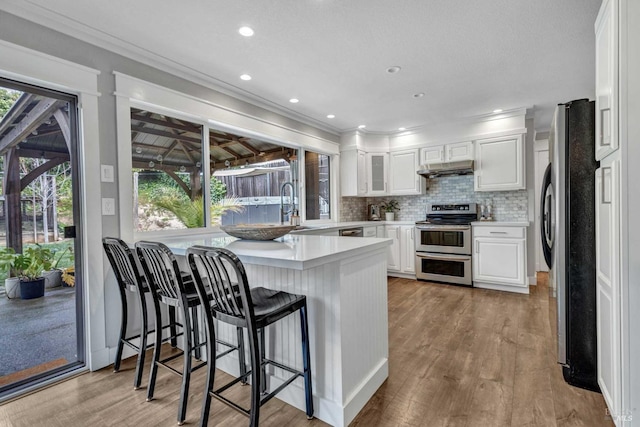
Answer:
xmin=154 ymin=233 xmax=392 ymax=427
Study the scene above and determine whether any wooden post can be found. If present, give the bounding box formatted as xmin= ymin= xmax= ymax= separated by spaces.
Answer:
xmin=3 ymin=148 xmax=22 ymax=252
xmin=52 ymin=175 xmax=59 ymax=241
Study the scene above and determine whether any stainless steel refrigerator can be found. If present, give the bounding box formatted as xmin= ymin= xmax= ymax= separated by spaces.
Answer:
xmin=540 ymin=99 xmax=599 ymax=391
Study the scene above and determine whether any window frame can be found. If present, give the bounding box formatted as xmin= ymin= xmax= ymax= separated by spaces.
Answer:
xmin=115 ymin=73 xmax=339 ymax=240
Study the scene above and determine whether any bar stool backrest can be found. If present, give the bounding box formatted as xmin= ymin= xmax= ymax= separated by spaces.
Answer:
xmin=135 ymin=241 xmax=188 ymax=304
xmin=187 ymin=246 xmax=256 ymax=324
xmin=102 ymin=237 xmax=144 ymax=292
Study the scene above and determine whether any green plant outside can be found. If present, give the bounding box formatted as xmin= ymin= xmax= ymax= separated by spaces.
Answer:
xmin=152 ymin=196 xmax=244 ymax=228
xmin=1 ymin=241 xmax=73 ymax=282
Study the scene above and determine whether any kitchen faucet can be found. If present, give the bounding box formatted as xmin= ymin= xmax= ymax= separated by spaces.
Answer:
xmin=280 ymin=181 xmax=294 ymax=224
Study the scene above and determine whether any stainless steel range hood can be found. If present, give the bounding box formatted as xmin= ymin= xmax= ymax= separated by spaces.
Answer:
xmin=416 ymin=160 xmax=474 ymax=178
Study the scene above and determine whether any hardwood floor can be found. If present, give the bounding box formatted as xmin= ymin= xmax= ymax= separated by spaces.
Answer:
xmin=0 ymin=275 xmax=612 ymax=426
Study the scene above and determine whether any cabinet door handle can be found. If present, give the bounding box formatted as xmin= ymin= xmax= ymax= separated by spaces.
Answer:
xmin=475 ymin=241 xmax=479 ymax=253
xmin=598 ymin=95 xmax=611 ymax=147
xmin=601 ymin=167 xmax=612 ymax=205
xmin=489 ymin=231 xmax=508 ymax=234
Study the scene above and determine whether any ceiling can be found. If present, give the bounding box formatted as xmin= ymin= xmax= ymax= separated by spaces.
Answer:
xmin=8 ymin=0 xmax=602 ymax=134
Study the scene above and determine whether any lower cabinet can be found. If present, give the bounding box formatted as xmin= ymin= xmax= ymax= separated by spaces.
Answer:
xmin=472 ymin=225 xmax=528 ymax=294
xmin=386 ymin=225 xmax=401 ymax=272
xmin=595 ymin=155 xmax=621 ymax=417
xmin=386 ymin=225 xmax=415 ymax=276
xmin=400 ymin=226 xmax=415 ymax=274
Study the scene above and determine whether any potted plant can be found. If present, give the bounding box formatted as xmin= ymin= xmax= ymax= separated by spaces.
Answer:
xmin=12 ymin=246 xmax=53 ymax=300
xmin=380 ymin=200 xmax=400 ymax=221
xmin=42 ymin=246 xmax=73 ymax=289
xmin=0 ymin=247 xmax=20 ymax=299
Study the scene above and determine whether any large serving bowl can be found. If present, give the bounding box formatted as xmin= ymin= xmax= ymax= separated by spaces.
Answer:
xmin=220 ymin=223 xmax=297 ymax=241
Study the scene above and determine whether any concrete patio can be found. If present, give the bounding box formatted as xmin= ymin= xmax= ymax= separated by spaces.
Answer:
xmin=0 ymin=286 xmax=77 ymax=381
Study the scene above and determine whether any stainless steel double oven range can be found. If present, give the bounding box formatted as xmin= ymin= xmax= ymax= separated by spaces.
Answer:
xmin=415 ymin=203 xmax=478 ymax=286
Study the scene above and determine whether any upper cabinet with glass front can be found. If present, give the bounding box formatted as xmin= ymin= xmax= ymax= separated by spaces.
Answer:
xmin=366 ymin=152 xmax=389 ymax=196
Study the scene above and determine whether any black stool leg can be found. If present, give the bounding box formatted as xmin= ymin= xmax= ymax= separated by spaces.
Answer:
xmin=300 ymin=303 xmax=314 ymax=419
xmin=169 ymin=306 xmax=178 ymax=347
xmin=199 ymin=306 xmax=217 ymax=427
xmin=258 ymin=328 xmax=267 ymax=394
xmin=248 ymin=328 xmax=261 ymax=427
xmin=134 ymin=292 xmax=149 ymax=389
xmin=191 ymin=306 xmax=201 ymax=360
xmin=177 ymin=306 xmax=193 ymax=425
xmin=114 ymin=287 xmax=128 ymax=373
xmin=236 ymin=327 xmax=248 ymax=384
xmin=146 ymin=296 xmax=164 ymax=402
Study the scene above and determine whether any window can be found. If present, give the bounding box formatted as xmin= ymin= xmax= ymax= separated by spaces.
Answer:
xmin=131 ymin=108 xmax=204 ymax=231
xmin=304 ymin=151 xmax=331 ymax=220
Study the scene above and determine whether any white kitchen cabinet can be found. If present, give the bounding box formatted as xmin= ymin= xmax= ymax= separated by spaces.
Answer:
xmin=596 ymin=155 xmax=621 ymax=418
xmin=474 ymin=134 xmax=525 ymax=192
xmin=363 ymin=226 xmax=377 ymax=237
xmin=340 ymin=149 xmax=368 ymax=196
xmin=595 ymin=0 xmax=619 ymax=160
xmin=420 ymin=141 xmax=473 ymax=165
xmin=366 ymin=152 xmax=388 ymax=196
xmin=389 ymin=149 xmax=422 ymax=195
xmin=385 ymin=225 xmax=401 ymax=272
xmin=472 ymin=225 xmax=528 ymax=294
xmin=421 ymin=146 xmax=444 ymax=163
xmin=400 ymin=225 xmax=415 ymax=274
xmin=376 ymin=225 xmax=385 ymax=238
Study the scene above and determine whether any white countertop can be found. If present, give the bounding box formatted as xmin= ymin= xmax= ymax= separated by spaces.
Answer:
xmin=153 ymin=233 xmax=392 ymax=270
xmin=291 ymin=220 xmax=416 ymax=232
xmin=471 ymin=221 xmax=530 ymax=227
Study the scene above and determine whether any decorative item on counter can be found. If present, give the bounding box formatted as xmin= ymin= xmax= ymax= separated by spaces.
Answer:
xmin=220 ymin=223 xmax=296 ymax=240
xmin=480 ymin=201 xmax=493 ymax=221
xmin=380 ymin=200 xmax=400 ymax=221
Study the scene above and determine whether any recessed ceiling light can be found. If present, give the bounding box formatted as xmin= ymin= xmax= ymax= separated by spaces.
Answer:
xmin=493 ymin=109 xmax=503 ymax=113
xmin=386 ymin=66 xmax=402 ymax=74
xmin=327 ymin=114 xmax=335 ymax=119
xmin=289 ymin=98 xmax=299 ymax=104
xmin=398 ymin=127 xmax=406 ymax=131
xmin=238 ymin=26 xmax=254 ymax=37
xmin=240 ymin=74 xmax=252 ymax=81
xmin=358 ymin=125 xmax=366 ymax=129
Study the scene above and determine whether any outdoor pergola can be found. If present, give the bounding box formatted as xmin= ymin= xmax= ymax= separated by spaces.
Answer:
xmin=0 ymin=97 xmax=295 ymax=252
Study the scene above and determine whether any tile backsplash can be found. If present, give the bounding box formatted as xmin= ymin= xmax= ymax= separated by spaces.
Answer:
xmin=340 ymin=175 xmax=529 ymax=222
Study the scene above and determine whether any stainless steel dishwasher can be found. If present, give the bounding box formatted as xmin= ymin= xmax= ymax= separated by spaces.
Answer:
xmin=339 ymin=227 xmax=363 ymax=237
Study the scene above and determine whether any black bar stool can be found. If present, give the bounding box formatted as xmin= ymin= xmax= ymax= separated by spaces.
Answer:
xmin=136 ymin=241 xmax=246 ymax=426
xmin=102 ymin=237 xmax=152 ymax=389
xmin=187 ymin=246 xmax=313 ymax=427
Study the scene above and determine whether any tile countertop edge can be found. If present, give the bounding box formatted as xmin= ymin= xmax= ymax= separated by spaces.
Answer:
xmin=471 ymin=221 xmax=531 ymax=227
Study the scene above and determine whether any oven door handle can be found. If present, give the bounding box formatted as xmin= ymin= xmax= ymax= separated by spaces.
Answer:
xmin=415 ymin=252 xmax=470 ymax=262
xmin=416 ymin=226 xmax=470 ymax=232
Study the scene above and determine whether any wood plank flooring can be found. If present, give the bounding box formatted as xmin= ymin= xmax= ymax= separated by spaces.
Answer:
xmin=0 ymin=275 xmax=612 ymax=426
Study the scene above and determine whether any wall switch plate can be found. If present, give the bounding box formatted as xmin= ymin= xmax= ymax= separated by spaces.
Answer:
xmin=101 ymin=164 xmax=114 ymax=182
xmin=102 ymin=198 xmax=115 ymax=215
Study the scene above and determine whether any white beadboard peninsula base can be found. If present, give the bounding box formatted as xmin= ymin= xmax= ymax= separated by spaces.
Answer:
xmin=212 ymin=245 xmax=390 ymax=427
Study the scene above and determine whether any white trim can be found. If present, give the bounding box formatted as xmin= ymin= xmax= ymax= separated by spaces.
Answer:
xmin=0 ymin=40 xmax=106 ymax=371
xmin=344 ymin=127 xmax=529 ymax=153
xmin=1 ymin=1 xmax=340 ymax=135
xmin=115 ymin=73 xmax=342 ymax=239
